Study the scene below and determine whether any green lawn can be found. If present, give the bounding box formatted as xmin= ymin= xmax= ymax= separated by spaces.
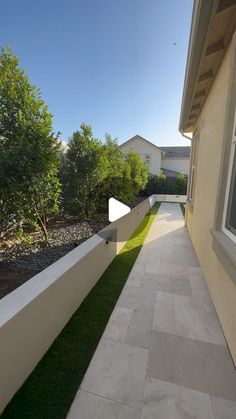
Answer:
xmin=2 ymin=202 xmax=161 ymax=419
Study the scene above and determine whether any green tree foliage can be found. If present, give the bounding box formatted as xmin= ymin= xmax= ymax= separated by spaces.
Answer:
xmin=144 ymin=170 xmax=188 ymax=195
xmin=144 ymin=170 xmax=167 ymax=195
xmin=64 ymin=131 xmax=149 ymax=216
xmin=125 ymin=150 xmax=149 ymax=202
xmin=175 ymin=172 xmax=187 ymax=194
xmin=64 ymin=124 xmax=108 ymax=218
xmin=95 ymin=134 xmax=128 ymax=210
xmin=157 ymin=170 xmax=167 ymax=193
xmin=0 ymin=48 xmax=61 ymax=239
xmin=143 ymin=174 xmax=159 ymax=195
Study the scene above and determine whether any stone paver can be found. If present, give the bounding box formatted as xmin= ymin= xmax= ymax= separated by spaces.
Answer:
xmin=67 ymin=203 xmax=236 ymax=419
xmin=81 ymin=338 xmax=148 ymax=409
xmin=142 ymin=377 xmax=215 ymax=419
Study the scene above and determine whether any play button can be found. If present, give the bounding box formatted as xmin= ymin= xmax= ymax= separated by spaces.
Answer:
xmin=108 ymin=198 xmax=131 ymax=222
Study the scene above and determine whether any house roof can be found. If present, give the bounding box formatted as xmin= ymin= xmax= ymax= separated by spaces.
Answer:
xmin=179 ymin=0 xmax=236 ymax=133
xmin=161 ymin=168 xmax=186 ymax=178
xmin=119 ymin=135 xmax=163 ymax=154
xmin=159 ymin=146 xmax=190 ymax=158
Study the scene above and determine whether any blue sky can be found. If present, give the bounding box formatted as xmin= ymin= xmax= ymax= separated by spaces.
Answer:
xmin=2 ymin=0 xmax=193 ymax=146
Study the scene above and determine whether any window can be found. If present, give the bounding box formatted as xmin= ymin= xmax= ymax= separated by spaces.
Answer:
xmin=188 ymin=132 xmax=198 ymax=202
xmin=222 ymin=114 xmax=236 ymax=243
xmin=144 ymin=153 xmax=151 ymax=165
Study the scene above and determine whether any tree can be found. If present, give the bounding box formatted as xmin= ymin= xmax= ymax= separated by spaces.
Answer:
xmin=175 ymin=172 xmax=187 ymax=194
xmin=0 ymin=47 xmax=61 ymax=240
xmin=65 ymin=124 xmax=107 ymax=218
xmin=143 ymin=170 xmax=167 ymax=195
xmin=143 ymin=174 xmax=159 ymax=195
xmin=95 ymin=134 xmax=130 ymax=210
xmin=156 ymin=170 xmax=167 ymax=193
xmin=125 ymin=151 xmax=149 ymax=202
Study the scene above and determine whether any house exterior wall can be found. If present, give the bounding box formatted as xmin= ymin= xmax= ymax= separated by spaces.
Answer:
xmin=186 ymin=38 xmax=236 ymax=364
xmin=120 ymin=138 xmax=162 ymax=175
xmin=161 ymin=157 xmax=189 ymax=175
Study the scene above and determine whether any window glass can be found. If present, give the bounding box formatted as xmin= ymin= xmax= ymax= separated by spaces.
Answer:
xmin=188 ymin=133 xmax=197 ymax=202
xmin=145 ymin=154 xmax=151 ymax=165
xmin=225 ymin=146 xmax=236 ymax=236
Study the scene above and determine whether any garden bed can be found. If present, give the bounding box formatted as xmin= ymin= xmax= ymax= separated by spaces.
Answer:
xmin=1 ymin=202 xmax=160 ymax=419
xmin=0 ymin=215 xmax=107 ymax=299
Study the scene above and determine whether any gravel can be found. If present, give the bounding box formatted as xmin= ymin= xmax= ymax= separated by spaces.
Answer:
xmin=0 ymin=196 xmax=147 ymax=299
xmin=0 ymin=215 xmax=108 ymax=272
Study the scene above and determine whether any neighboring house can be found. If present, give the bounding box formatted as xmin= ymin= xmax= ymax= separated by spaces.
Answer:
xmin=160 ymin=146 xmax=190 ymax=176
xmin=119 ymin=135 xmax=163 ymax=175
xmin=179 ymin=0 xmax=236 ymax=364
xmin=119 ymin=135 xmax=190 ymax=176
xmin=59 ymin=139 xmax=69 ymax=153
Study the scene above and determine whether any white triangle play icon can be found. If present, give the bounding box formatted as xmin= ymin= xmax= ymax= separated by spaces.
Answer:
xmin=109 ymin=198 xmax=131 ymax=222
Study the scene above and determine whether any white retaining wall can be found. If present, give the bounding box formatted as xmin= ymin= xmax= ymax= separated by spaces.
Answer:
xmin=0 ymin=195 xmax=156 ymax=413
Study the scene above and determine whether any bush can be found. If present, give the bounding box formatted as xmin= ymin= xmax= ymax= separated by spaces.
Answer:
xmin=62 ymin=131 xmax=149 ymax=217
xmin=175 ymin=173 xmax=187 ymax=195
xmin=143 ymin=172 xmax=187 ymax=196
xmin=0 ymin=48 xmax=61 ymax=240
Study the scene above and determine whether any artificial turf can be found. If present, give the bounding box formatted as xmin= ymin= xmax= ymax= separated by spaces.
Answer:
xmin=1 ymin=202 xmax=161 ymax=419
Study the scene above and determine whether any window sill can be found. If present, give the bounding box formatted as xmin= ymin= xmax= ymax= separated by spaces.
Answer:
xmin=211 ymin=229 xmax=236 ymax=285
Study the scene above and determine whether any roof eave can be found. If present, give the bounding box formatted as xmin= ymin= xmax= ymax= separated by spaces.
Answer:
xmin=179 ymin=0 xmax=217 ymax=133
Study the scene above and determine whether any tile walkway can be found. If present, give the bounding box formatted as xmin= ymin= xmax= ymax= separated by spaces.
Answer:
xmin=67 ymin=203 xmax=236 ymax=419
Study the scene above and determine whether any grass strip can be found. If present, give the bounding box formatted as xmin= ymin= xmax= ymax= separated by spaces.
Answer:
xmin=2 ymin=202 xmax=160 ymax=419
xmin=180 ymin=203 xmax=186 ymax=217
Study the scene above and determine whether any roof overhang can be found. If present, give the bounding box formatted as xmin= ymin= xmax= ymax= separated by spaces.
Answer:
xmin=179 ymin=0 xmax=236 ymax=134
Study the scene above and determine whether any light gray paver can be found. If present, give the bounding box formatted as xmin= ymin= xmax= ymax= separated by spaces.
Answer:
xmin=147 ymin=330 xmax=236 ymax=401
xmin=153 ymin=291 xmax=226 ymax=345
xmin=81 ymin=338 xmax=148 ymax=409
xmin=142 ymin=377 xmax=215 ymax=419
xmin=67 ymin=203 xmax=236 ymax=418
xmin=212 ymin=396 xmax=236 ymax=419
xmin=142 ymin=272 xmax=192 ymax=296
xmin=67 ymin=390 xmax=141 ymax=419
xmin=103 ymin=307 xmax=133 ymax=341
xmin=67 ymin=390 xmax=120 ymax=419
xmin=117 ymin=286 xmax=156 ymax=312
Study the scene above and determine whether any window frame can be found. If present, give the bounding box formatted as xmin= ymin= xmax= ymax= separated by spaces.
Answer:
xmin=144 ymin=153 xmax=151 ymax=166
xmin=222 ymin=113 xmax=236 ymax=244
xmin=187 ymin=131 xmax=198 ymax=205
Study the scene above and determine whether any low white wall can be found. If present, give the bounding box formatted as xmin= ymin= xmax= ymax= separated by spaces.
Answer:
xmin=155 ymin=194 xmax=187 ymax=203
xmin=0 ymin=195 xmax=156 ymax=413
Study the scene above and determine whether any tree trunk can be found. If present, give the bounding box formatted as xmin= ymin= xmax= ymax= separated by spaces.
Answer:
xmin=38 ymin=216 xmax=48 ymax=241
xmin=85 ymin=199 xmax=88 ymax=219
xmin=42 ymin=211 xmax=47 ymax=229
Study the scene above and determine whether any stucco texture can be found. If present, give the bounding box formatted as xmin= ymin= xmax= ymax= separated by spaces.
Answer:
xmin=186 ymin=39 xmax=236 ymax=364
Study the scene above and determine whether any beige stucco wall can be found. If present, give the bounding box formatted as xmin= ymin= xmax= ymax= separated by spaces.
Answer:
xmin=186 ymin=39 xmax=236 ymax=364
xmin=161 ymin=157 xmax=190 ymax=175
xmin=0 ymin=196 xmax=156 ymax=413
xmin=120 ymin=137 xmax=162 ymax=175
